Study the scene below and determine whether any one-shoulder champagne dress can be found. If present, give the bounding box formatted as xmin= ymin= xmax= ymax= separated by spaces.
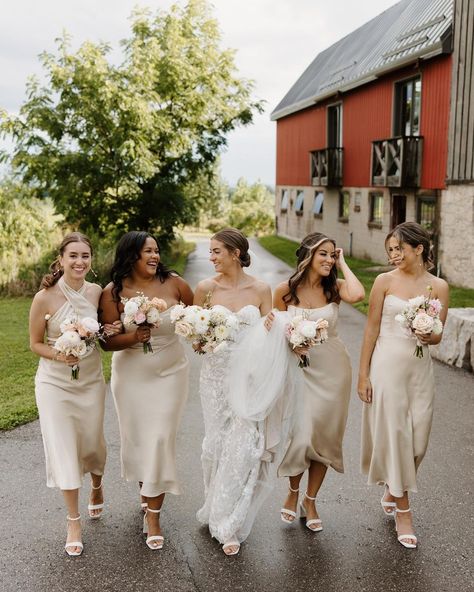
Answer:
xmin=111 ymin=308 xmax=189 ymax=498
xmin=35 ymin=278 xmax=106 ymax=489
xmin=278 ymin=303 xmax=352 ymax=477
xmin=361 ymin=295 xmax=435 ymax=496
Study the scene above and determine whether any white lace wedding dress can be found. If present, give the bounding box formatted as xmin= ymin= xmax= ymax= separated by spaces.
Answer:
xmin=196 ymin=306 xmax=299 ymax=545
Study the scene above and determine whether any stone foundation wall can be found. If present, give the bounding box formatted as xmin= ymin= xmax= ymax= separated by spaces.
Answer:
xmin=275 ymin=185 xmax=416 ymax=264
xmin=438 ymin=185 xmax=474 ymax=289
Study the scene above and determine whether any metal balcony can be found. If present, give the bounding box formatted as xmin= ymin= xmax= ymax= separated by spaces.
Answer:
xmin=371 ymin=136 xmax=423 ymax=187
xmin=310 ymin=147 xmax=343 ymax=187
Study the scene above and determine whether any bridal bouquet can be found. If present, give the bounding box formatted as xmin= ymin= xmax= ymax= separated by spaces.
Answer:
xmin=171 ymin=304 xmax=240 ymax=354
xmin=286 ymin=315 xmax=329 ymax=367
xmin=395 ymin=287 xmax=443 ymax=358
xmin=121 ymin=293 xmax=168 ymax=353
xmin=53 ymin=316 xmax=101 ymax=379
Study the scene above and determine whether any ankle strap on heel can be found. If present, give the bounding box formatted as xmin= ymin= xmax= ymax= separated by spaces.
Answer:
xmin=147 ymin=508 xmax=161 ymax=514
xmin=289 ymin=486 xmax=299 ymax=493
xmin=91 ymin=477 xmax=103 ymax=490
xmin=304 ymin=491 xmax=316 ymax=501
xmin=395 ymin=507 xmax=412 ymax=513
xmin=67 ymin=514 xmax=81 ymax=521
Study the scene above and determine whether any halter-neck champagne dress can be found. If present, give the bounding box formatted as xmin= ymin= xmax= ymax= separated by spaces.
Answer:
xmin=278 ymin=303 xmax=352 ymax=476
xmin=111 ymin=307 xmax=189 ymax=498
xmin=361 ymin=295 xmax=435 ymax=497
xmin=35 ymin=277 xmax=106 ymax=489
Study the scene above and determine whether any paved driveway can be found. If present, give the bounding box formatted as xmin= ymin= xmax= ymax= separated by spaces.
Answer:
xmin=1 ymin=238 xmax=473 ymax=591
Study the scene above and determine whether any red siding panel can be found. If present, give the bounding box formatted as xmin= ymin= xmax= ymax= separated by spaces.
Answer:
xmin=275 ymin=55 xmax=452 ymax=190
xmin=420 ymin=56 xmax=452 ymax=188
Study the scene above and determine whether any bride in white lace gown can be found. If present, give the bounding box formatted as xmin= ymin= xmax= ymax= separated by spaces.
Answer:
xmin=194 ymin=229 xmax=272 ymax=556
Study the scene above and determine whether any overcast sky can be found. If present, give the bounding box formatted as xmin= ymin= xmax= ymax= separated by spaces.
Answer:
xmin=1 ymin=0 xmax=398 ymax=186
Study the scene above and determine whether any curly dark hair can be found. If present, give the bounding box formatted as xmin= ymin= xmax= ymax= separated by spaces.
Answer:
xmin=283 ymin=232 xmax=340 ymax=306
xmin=110 ymin=231 xmax=177 ymax=301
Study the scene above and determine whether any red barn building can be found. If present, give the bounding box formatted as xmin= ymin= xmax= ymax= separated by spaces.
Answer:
xmin=272 ymin=0 xmax=474 ymax=289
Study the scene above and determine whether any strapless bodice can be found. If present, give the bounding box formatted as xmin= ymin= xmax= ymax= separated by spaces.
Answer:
xmin=379 ymin=295 xmax=412 ymax=339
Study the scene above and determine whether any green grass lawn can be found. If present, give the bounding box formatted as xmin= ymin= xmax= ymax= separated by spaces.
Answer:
xmin=0 ymin=242 xmax=195 ymax=431
xmin=259 ymin=235 xmax=474 ymax=314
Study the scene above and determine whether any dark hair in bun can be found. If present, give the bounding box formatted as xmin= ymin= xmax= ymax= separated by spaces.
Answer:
xmin=212 ymin=228 xmax=251 ymax=267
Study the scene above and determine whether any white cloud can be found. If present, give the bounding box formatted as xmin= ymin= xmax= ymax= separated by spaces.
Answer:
xmin=1 ymin=0 xmax=397 ymax=185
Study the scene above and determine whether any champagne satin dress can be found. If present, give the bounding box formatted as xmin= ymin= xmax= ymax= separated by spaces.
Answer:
xmin=361 ymin=295 xmax=435 ymax=497
xmin=111 ymin=308 xmax=189 ymax=498
xmin=35 ymin=277 xmax=106 ymax=489
xmin=278 ymin=303 xmax=352 ymax=476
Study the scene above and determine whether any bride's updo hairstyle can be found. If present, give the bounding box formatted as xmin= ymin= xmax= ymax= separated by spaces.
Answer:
xmin=385 ymin=221 xmax=434 ymax=270
xmin=110 ymin=231 xmax=176 ymax=301
xmin=283 ymin=232 xmax=339 ymax=305
xmin=212 ymin=228 xmax=251 ymax=268
xmin=40 ymin=232 xmax=93 ymax=289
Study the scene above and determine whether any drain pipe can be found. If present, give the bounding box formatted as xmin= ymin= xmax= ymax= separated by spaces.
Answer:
xmin=349 ymin=232 xmax=353 ymax=257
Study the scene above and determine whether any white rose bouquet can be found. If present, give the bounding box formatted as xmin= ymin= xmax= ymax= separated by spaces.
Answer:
xmin=121 ymin=292 xmax=168 ymax=353
xmin=395 ymin=286 xmax=443 ymax=358
xmin=171 ymin=304 xmax=239 ymax=354
xmin=53 ymin=316 xmax=102 ymax=379
xmin=285 ymin=315 xmax=329 ymax=368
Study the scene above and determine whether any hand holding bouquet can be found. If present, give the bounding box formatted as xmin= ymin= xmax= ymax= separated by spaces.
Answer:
xmin=171 ymin=304 xmax=239 ymax=354
xmin=121 ymin=293 xmax=167 ymax=353
xmin=53 ymin=316 xmax=101 ymax=379
xmin=395 ymin=287 xmax=443 ymax=358
xmin=286 ymin=315 xmax=329 ymax=367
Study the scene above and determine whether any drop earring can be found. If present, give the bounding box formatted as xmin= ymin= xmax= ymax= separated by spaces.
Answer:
xmin=89 ymin=268 xmax=98 ymax=278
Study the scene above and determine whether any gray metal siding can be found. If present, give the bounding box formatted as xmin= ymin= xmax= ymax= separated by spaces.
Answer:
xmin=447 ymin=0 xmax=474 ymax=182
xmin=272 ymin=0 xmax=453 ymax=121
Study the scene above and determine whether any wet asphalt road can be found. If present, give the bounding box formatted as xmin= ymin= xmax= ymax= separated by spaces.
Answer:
xmin=1 ymin=237 xmax=473 ymax=592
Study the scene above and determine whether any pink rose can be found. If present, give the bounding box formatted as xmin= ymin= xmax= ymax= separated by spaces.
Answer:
xmin=134 ymin=311 xmax=147 ymax=324
xmin=412 ymin=312 xmax=434 ymax=334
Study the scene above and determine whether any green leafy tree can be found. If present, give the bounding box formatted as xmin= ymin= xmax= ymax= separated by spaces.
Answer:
xmin=0 ymin=179 xmax=63 ymax=285
xmin=0 ymin=0 xmax=261 ymax=245
xmin=227 ymin=178 xmax=275 ymax=236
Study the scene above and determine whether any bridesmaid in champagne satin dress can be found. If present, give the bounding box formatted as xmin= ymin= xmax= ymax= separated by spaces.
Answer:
xmin=274 ymin=232 xmax=364 ymax=533
xmin=358 ymin=222 xmax=449 ymax=549
xmin=30 ymin=232 xmax=121 ymax=556
xmin=100 ymin=231 xmax=193 ymax=550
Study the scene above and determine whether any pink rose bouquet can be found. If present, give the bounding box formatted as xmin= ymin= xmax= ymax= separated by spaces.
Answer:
xmin=286 ymin=314 xmax=329 ymax=368
xmin=53 ymin=316 xmax=101 ymax=379
xmin=395 ymin=286 xmax=443 ymax=358
xmin=121 ymin=292 xmax=167 ymax=353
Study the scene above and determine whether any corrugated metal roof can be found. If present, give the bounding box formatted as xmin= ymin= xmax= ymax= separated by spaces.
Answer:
xmin=271 ymin=0 xmax=453 ymax=121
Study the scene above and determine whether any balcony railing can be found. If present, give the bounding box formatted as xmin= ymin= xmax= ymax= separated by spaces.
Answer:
xmin=310 ymin=148 xmax=343 ymax=187
xmin=371 ymin=136 xmax=423 ymax=187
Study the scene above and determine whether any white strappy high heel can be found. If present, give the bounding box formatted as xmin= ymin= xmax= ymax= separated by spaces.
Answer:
xmin=222 ymin=538 xmax=240 ymax=556
xmin=65 ymin=514 xmax=83 ymax=556
xmin=143 ymin=507 xmax=164 ymax=550
xmin=300 ymin=491 xmax=323 ymax=532
xmin=88 ymin=478 xmax=104 ymax=519
xmin=381 ymin=484 xmax=396 ymax=518
xmin=280 ymin=486 xmax=299 ymax=523
xmin=395 ymin=507 xmax=417 ymax=549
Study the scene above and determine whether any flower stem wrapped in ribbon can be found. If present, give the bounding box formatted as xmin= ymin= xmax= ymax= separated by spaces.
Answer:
xmin=121 ymin=293 xmax=168 ymax=353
